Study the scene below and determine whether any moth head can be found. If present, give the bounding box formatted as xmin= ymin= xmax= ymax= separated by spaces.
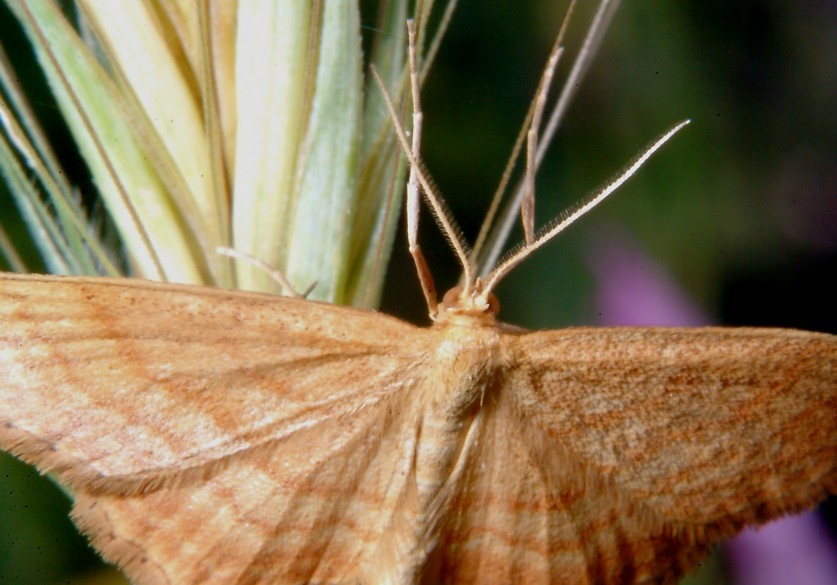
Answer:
xmin=437 ymin=284 xmax=501 ymax=324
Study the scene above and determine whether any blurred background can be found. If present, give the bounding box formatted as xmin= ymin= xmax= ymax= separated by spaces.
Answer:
xmin=2 ymin=1 xmax=835 ymax=583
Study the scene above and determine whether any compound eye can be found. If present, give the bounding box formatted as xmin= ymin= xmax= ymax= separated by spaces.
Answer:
xmin=486 ymin=292 xmax=500 ymax=316
xmin=441 ymin=286 xmax=464 ymax=310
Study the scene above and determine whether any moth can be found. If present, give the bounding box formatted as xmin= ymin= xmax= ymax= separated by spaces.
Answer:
xmin=2 ymin=15 xmax=836 ymax=585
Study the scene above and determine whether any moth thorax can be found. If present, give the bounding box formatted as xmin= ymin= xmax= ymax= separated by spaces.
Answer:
xmin=440 ymin=285 xmax=500 ymax=317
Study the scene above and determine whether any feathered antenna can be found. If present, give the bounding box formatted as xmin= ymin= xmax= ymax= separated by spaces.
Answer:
xmin=374 ymin=7 xmax=689 ymax=318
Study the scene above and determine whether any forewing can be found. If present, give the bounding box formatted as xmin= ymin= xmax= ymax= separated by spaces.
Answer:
xmin=508 ymin=327 xmax=837 ymax=531
xmin=0 ymin=272 xmax=418 ymax=491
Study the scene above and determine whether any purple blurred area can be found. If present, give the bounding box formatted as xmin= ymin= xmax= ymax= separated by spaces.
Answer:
xmin=729 ymin=516 xmax=837 ymax=585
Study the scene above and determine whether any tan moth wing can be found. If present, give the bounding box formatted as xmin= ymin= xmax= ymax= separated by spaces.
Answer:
xmin=0 ymin=272 xmax=444 ymax=584
xmin=1 ymin=273 xmax=837 ymax=584
xmin=466 ymin=327 xmax=836 ymax=582
xmin=420 ymin=368 xmax=690 ymax=584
